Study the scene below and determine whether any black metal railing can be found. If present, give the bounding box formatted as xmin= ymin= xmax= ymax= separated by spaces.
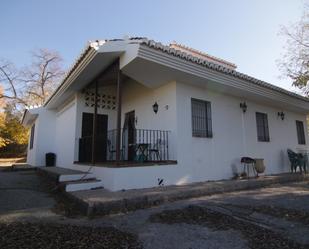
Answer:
xmin=79 ymin=129 xmax=171 ymax=162
xmin=107 ymin=129 xmax=170 ymax=162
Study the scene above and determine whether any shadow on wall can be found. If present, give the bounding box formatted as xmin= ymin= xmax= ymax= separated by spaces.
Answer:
xmin=280 ymin=149 xmax=289 ymax=172
xmin=231 ymin=157 xmax=244 ymax=177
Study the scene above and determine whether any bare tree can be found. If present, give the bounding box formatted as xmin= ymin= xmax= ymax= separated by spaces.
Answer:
xmin=22 ymin=49 xmax=64 ymax=105
xmin=278 ymin=6 xmax=309 ymax=95
xmin=0 ymin=49 xmax=64 ymax=113
xmin=0 ymin=60 xmax=27 ymax=111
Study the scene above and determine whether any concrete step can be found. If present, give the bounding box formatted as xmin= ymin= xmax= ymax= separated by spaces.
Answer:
xmin=58 ymin=172 xmax=95 ymax=182
xmin=37 ymin=166 xmax=103 ymax=192
xmin=37 ymin=166 xmax=94 ymax=183
xmin=63 ymin=179 xmax=103 ymax=192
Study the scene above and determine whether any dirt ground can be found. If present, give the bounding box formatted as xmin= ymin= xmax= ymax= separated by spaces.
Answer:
xmin=0 ymin=168 xmax=309 ymax=249
xmin=0 ymin=157 xmax=26 ymax=167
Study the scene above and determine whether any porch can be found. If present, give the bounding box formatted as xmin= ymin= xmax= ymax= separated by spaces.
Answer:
xmin=73 ymin=59 xmax=176 ymax=166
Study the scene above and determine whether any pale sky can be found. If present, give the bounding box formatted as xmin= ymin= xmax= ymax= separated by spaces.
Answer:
xmin=0 ymin=0 xmax=306 ymax=92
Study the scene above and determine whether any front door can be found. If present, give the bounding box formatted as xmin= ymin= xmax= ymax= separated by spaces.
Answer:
xmin=124 ymin=111 xmax=135 ymax=161
xmin=79 ymin=112 xmax=108 ymax=162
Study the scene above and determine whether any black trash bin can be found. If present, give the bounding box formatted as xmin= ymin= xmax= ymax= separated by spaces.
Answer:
xmin=46 ymin=153 xmax=56 ymax=167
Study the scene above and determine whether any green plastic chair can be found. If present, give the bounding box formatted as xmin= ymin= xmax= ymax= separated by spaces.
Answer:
xmin=287 ymin=149 xmax=307 ymax=173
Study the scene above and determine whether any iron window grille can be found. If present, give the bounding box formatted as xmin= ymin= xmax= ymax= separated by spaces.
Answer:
xmin=256 ymin=112 xmax=270 ymax=142
xmin=296 ymin=120 xmax=306 ymax=145
xmin=191 ymin=98 xmax=212 ymax=138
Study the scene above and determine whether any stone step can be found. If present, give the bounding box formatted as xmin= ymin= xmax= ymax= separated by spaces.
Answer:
xmin=63 ymin=179 xmax=103 ymax=192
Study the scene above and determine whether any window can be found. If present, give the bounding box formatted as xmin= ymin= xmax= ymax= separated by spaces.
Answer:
xmin=296 ymin=120 xmax=306 ymax=145
xmin=30 ymin=124 xmax=35 ymax=150
xmin=191 ymin=98 xmax=212 ymax=137
xmin=256 ymin=112 xmax=270 ymax=142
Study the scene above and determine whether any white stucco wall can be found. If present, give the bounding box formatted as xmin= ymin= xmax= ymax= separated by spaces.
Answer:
xmin=26 ymin=78 xmax=309 ymax=191
xmin=26 ymin=118 xmax=39 ymax=166
xmin=26 ymin=108 xmax=56 ymax=166
xmin=174 ymin=82 xmax=308 ymax=182
xmin=79 ymin=81 xmax=309 ymax=191
xmin=121 ymin=80 xmax=177 ymax=159
xmin=54 ymin=99 xmax=77 ymax=167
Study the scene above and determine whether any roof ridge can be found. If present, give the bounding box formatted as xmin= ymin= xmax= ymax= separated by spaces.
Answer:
xmin=170 ymin=42 xmax=237 ymax=69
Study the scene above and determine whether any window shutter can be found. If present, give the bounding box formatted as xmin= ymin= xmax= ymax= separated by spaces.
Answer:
xmin=30 ymin=124 xmax=35 ymax=149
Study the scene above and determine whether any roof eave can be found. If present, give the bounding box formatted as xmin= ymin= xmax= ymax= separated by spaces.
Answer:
xmin=137 ymin=44 xmax=309 ymax=112
xmin=139 ymin=42 xmax=309 ymax=103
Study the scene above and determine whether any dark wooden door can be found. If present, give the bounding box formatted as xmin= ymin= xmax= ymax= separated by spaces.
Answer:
xmin=79 ymin=112 xmax=108 ymax=162
xmin=95 ymin=114 xmax=108 ymax=162
xmin=124 ymin=111 xmax=135 ymax=161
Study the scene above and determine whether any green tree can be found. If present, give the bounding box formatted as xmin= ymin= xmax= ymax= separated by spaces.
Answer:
xmin=0 ymin=106 xmax=29 ymax=152
xmin=0 ymin=112 xmax=7 ymax=148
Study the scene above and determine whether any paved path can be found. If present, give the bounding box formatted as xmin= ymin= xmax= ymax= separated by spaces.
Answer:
xmin=0 ymin=169 xmax=59 ymax=221
xmin=1 ymin=169 xmax=309 ymax=249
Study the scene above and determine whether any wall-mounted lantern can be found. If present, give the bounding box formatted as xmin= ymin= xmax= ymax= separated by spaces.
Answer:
xmin=278 ymin=111 xmax=285 ymax=120
xmin=153 ymin=102 xmax=159 ymax=114
xmin=240 ymin=101 xmax=247 ymax=113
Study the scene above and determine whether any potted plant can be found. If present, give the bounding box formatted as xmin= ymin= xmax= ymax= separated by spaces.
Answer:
xmin=254 ymin=158 xmax=265 ymax=174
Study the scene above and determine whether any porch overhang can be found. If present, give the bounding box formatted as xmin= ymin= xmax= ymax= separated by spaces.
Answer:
xmin=45 ymin=51 xmax=122 ymax=109
xmin=44 ymin=40 xmax=141 ymax=110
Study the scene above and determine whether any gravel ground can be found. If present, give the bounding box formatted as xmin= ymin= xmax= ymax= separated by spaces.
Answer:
xmin=149 ymin=205 xmax=309 ymax=249
xmin=0 ymin=222 xmax=141 ymax=249
xmin=138 ymin=222 xmax=247 ymax=249
xmin=1 ymin=169 xmax=309 ymax=249
xmin=223 ymin=203 xmax=309 ymax=225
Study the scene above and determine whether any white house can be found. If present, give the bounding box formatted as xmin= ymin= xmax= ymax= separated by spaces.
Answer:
xmin=22 ymin=37 xmax=309 ymax=191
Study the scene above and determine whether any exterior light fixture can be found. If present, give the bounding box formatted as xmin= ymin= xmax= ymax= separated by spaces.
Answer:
xmin=153 ymin=102 xmax=159 ymax=114
xmin=240 ymin=101 xmax=247 ymax=113
xmin=278 ymin=111 xmax=285 ymax=120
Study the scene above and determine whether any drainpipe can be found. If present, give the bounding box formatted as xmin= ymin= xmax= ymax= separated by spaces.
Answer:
xmin=241 ymin=107 xmax=247 ymax=156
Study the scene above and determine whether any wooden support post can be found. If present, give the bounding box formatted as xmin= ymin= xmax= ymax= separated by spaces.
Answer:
xmin=115 ymin=65 xmax=122 ymax=161
xmin=91 ymin=80 xmax=98 ymax=165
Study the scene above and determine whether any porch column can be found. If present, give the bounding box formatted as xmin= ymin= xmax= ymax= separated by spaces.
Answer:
xmin=116 ymin=66 xmax=122 ymax=161
xmin=91 ymin=80 xmax=98 ymax=165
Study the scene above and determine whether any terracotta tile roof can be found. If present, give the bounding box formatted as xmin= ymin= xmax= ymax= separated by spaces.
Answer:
xmin=169 ymin=42 xmax=237 ymax=70
xmin=45 ymin=37 xmax=309 ymax=105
